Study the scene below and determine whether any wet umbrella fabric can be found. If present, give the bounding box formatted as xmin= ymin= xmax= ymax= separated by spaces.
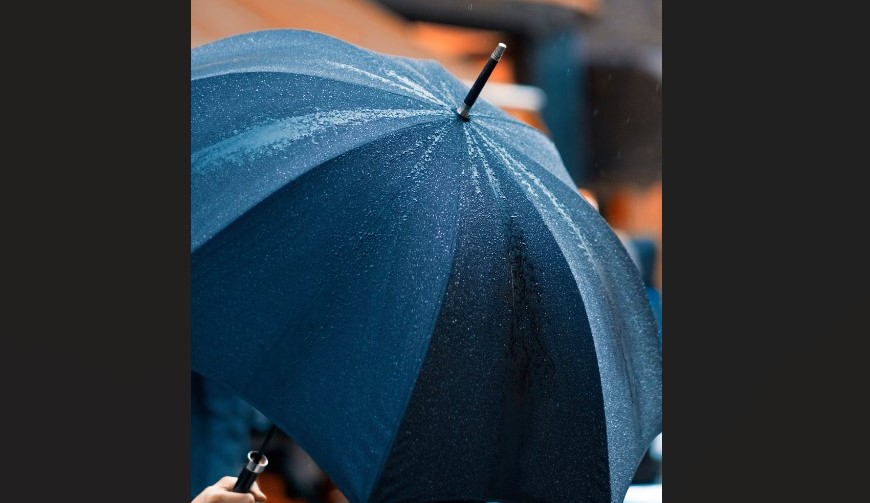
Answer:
xmin=191 ymin=30 xmax=661 ymax=503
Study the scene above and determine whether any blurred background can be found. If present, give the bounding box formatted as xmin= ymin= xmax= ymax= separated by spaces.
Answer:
xmin=191 ymin=1 xmax=661 ymax=501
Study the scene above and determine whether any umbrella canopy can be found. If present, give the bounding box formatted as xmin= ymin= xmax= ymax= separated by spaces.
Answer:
xmin=191 ymin=29 xmax=661 ymax=503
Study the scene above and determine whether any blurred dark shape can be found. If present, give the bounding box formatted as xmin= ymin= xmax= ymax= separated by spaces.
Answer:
xmin=582 ymin=0 xmax=661 ymax=56
xmin=622 ymin=236 xmax=662 ymax=485
xmin=630 ymin=237 xmax=657 ymax=287
xmin=626 ymin=236 xmax=661 ymax=338
xmin=373 ymin=0 xmax=595 ymax=35
xmin=631 ymin=447 xmax=660 ymax=484
xmin=579 ymin=0 xmax=661 ymax=197
xmin=583 ymin=63 xmax=662 ymax=203
xmin=255 ymin=428 xmax=333 ymax=502
xmin=191 ymin=372 xmax=260 ymax=500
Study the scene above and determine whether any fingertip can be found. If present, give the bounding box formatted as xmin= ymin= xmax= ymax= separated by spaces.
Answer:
xmin=251 ymin=481 xmax=267 ymax=500
xmin=254 ymin=488 xmax=265 ymax=496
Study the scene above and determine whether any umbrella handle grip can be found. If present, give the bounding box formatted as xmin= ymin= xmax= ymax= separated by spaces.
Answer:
xmin=232 ymin=450 xmax=268 ymax=493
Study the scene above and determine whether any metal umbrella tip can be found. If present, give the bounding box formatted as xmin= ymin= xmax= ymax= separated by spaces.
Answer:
xmin=492 ymin=43 xmax=507 ymax=61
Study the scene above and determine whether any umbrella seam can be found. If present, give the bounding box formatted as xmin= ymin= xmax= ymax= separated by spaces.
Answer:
xmin=363 ymin=125 xmax=467 ymax=503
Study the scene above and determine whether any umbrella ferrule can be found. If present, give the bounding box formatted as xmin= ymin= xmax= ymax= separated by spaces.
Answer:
xmin=490 ymin=43 xmax=506 ymax=61
xmin=456 ymin=103 xmax=471 ymax=120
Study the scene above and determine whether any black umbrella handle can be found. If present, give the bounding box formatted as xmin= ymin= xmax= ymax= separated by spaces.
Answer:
xmin=232 ymin=450 xmax=268 ymax=493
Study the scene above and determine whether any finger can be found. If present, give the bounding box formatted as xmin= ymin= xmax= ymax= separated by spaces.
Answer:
xmin=211 ymin=490 xmax=256 ymax=503
xmin=250 ymin=480 xmax=267 ymax=501
xmin=215 ymin=476 xmax=238 ymax=490
xmin=224 ymin=493 xmax=256 ymax=503
xmin=194 ymin=486 xmax=255 ymax=503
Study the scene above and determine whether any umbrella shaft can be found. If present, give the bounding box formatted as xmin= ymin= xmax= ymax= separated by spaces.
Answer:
xmin=232 ymin=468 xmax=259 ymax=493
xmin=458 ymin=43 xmax=505 ymax=120
xmin=464 ymin=57 xmax=499 ymax=108
xmin=232 ymin=450 xmax=268 ymax=493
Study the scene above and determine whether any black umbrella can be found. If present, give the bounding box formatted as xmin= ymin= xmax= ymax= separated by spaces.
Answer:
xmin=191 ymin=29 xmax=661 ymax=503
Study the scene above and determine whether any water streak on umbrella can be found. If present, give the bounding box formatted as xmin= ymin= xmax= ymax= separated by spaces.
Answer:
xmin=464 ymin=127 xmax=504 ymax=198
xmin=326 ymin=61 xmax=449 ymax=107
xmin=192 ymin=107 xmax=446 ymax=172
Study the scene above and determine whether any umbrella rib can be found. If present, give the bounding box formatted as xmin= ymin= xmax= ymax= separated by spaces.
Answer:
xmin=324 ymin=60 xmax=449 ymax=108
xmin=392 ymin=58 xmax=457 ymax=104
xmin=465 ymin=126 xmax=504 ymax=200
xmin=473 ymin=119 xmax=577 ymax=192
xmin=326 ymin=59 xmax=445 ymax=105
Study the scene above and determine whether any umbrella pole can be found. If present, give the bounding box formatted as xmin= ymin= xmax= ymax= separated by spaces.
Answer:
xmin=456 ymin=43 xmax=507 ymax=121
xmin=232 ymin=424 xmax=277 ymax=493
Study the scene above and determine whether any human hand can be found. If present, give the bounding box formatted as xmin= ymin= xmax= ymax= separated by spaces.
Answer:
xmin=192 ymin=476 xmax=267 ymax=503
